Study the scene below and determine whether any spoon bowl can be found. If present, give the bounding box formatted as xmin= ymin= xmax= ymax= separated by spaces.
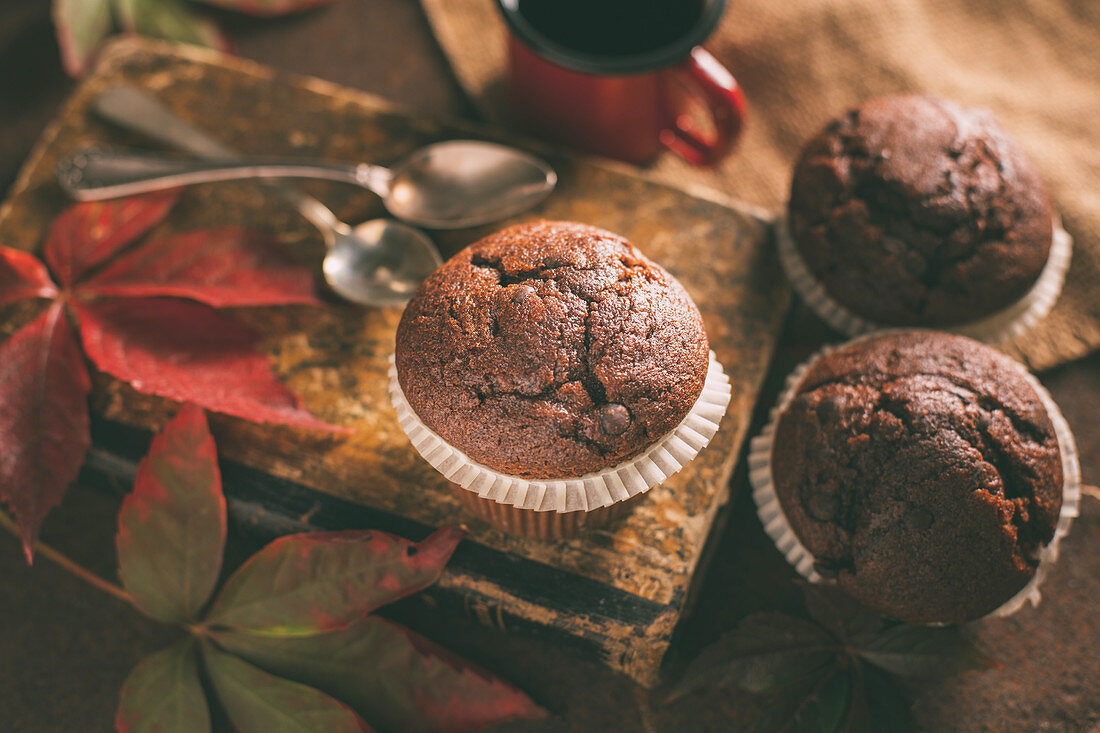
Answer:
xmin=385 ymin=140 xmax=558 ymax=228
xmin=324 ymin=220 xmax=442 ymax=306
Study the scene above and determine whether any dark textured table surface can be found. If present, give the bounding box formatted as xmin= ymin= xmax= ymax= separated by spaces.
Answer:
xmin=1 ymin=2 xmax=1097 ymax=731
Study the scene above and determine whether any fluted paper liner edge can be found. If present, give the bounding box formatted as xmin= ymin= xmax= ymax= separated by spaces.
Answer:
xmin=749 ymin=331 xmax=1081 ymax=622
xmin=390 ymin=351 xmax=732 ymax=514
xmin=776 ymin=213 xmax=1073 ymax=345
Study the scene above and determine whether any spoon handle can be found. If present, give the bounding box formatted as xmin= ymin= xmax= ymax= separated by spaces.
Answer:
xmin=92 ymin=86 xmax=346 ymax=237
xmin=59 ymin=148 xmax=371 ymax=200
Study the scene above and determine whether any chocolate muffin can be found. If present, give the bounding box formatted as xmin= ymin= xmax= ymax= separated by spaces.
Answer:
xmin=771 ymin=331 xmax=1063 ymax=624
xmin=395 ymin=221 xmax=709 ymax=479
xmin=788 ymin=95 xmax=1053 ymax=326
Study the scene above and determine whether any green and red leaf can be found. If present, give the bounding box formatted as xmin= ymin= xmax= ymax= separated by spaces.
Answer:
xmin=0 ymin=247 xmax=58 ymax=306
xmin=116 ymin=640 xmax=211 ymax=733
xmin=73 ymin=297 xmax=343 ymax=431
xmin=52 ymin=0 xmax=113 ymax=76
xmin=204 ymin=526 xmax=464 ymax=636
xmin=117 ymin=404 xmax=226 ymax=623
xmin=0 ymin=303 xmax=91 ymax=562
xmin=115 ymin=0 xmax=230 ymax=52
xmin=43 ymin=191 xmax=180 ymax=287
xmin=83 ymin=227 xmax=320 ymax=307
xmin=202 ymin=643 xmax=373 ymax=733
xmin=194 ymin=0 xmax=339 ymax=18
xmin=214 ymin=616 xmax=546 ymax=732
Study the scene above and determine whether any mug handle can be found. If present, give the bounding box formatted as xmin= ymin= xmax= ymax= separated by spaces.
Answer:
xmin=659 ymin=47 xmax=747 ymax=166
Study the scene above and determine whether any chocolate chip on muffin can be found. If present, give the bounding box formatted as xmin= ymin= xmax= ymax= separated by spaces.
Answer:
xmin=771 ymin=331 xmax=1063 ymax=624
xmin=395 ymin=221 xmax=710 ymax=479
xmin=788 ymin=95 xmax=1054 ymax=326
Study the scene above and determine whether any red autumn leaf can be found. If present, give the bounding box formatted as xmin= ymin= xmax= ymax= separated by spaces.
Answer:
xmin=202 ymin=642 xmax=374 ymax=733
xmin=115 ymin=640 xmax=211 ymax=733
xmin=44 ymin=190 xmax=180 ymax=287
xmin=204 ymin=527 xmax=465 ymax=636
xmin=194 ymin=0 xmax=340 ymax=18
xmin=82 ymin=227 xmax=320 ymax=307
xmin=2 ymin=186 xmax=334 ymax=561
xmin=0 ymin=303 xmax=91 ymax=561
xmin=0 ymin=246 xmax=58 ymax=306
xmin=73 ymin=297 xmax=343 ymax=432
xmin=213 ymin=616 xmax=547 ymax=732
xmin=117 ymin=404 xmax=227 ymax=623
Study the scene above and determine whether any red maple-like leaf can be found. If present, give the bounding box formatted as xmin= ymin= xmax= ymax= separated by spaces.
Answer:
xmin=0 ymin=247 xmax=58 ymax=306
xmin=81 ymin=227 xmax=320 ymax=307
xmin=0 ymin=193 xmax=342 ymax=559
xmin=74 ymin=298 xmax=338 ymax=431
xmin=0 ymin=303 xmax=91 ymax=561
xmin=43 ymin=190 xmax=180 ymax=286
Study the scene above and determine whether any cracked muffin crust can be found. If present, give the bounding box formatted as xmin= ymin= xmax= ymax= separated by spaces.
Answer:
xmin=788 ymin=95 xmax=1053 ymax=326
xmin=771 ymin=331 xmax=1063 ymax=624
xmin=395 ymin=221 xmax=709 ymax=478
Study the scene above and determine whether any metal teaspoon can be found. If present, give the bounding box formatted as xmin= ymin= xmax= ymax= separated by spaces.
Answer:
xmin=59 ymin=141 xmax=557 ymax=230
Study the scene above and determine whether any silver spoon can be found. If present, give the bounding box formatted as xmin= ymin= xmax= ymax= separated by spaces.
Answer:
xmin=84 ymin=86 xmax=442 ymax=307
xmin=59 ymin=141 xmax=557 ymax=230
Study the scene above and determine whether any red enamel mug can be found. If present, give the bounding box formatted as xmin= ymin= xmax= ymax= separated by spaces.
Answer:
xmin=497 ymin=0 xmax=745 ymax=166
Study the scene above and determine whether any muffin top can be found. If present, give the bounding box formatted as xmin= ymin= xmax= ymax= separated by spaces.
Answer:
xmin=788 ymin=95 xmax=1053 ymax=326
xmin=395 ymin=221 xmax=709 ymax=478
xmin=771 ymin=331 xmax=1063 ymax=624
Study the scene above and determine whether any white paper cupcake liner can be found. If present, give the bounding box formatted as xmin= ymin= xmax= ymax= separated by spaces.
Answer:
xmin=749 ymin=330 xmax=1081 ymax=622
xmin=389 ymin=351 xmax=732 ymax=514
xmin=776 ymin=213 xmax=1073 ymax=345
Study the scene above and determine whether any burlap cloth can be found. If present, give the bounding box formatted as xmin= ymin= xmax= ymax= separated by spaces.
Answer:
xmin=421 ymin=0 xmax=1100 ymax=371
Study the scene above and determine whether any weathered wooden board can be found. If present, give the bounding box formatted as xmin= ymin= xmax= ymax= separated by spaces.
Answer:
xmin=0 ymin=38 xmax=788 ymax=685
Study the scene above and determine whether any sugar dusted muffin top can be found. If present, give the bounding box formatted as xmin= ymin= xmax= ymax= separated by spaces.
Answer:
xmin=771 ymin=331 xmax=1063 ymax=624
xmin=395 ymin=221 xmax=709 ymax=478
xmin=788 ymin=95 xmax=1053 ymax=326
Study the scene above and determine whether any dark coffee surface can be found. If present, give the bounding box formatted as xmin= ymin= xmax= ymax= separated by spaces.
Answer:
xmin=396 ymin=221 xmax=710 ymax=478
xmin=514 ymin=0 xmax=704 ymax=57
xmin=772 ymin=331 xmax=1064 ymax=624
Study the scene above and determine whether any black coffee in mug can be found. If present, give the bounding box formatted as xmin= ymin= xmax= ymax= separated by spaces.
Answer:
xmin=514 ymin=0 xmax=706 ymax=57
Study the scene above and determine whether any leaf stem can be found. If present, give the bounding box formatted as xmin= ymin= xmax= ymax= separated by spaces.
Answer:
xmin=185 ymin=622 xmax=209 ymax=638
xmin=0 ymin=507 xmax=133 ymax=606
